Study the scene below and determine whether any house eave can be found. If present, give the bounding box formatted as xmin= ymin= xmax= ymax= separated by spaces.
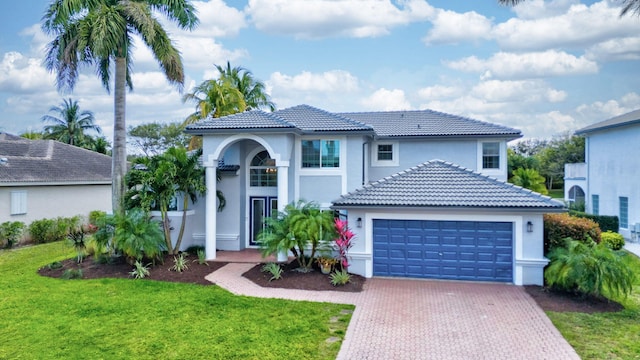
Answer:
xmin=372 ymin=133 xmax=522 ymax=141
xmin=0 ymin=180 xmax=112 ymax=187
xmin=330 ymin=204 xmax=566 ymax=213
xmin=575 ymin=119 xmax=640 ymax=135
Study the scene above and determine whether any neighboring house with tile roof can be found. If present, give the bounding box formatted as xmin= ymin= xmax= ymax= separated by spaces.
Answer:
xmin=185 ymin=104 xmax=563 ymax=285
xmin=0 ymin=132 xmax=111 ymax=226
xmin=570 ymin=109 xmax=640 ymax=240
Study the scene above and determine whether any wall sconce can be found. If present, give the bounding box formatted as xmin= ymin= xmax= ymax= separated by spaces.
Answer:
xmin=357 ymin=217 xmax=362 ymax=228
xmin=526 ymin=221 xmax=533 ymax=233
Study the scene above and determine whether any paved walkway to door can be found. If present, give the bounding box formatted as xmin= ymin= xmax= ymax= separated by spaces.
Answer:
xmin=205 ymin=264 xmax=579 ymax=360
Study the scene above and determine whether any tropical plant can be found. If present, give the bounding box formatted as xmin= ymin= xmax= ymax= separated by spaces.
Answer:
xmin=42 ymin=0 xmax=199 ymax=214
xmin=545 ymin=240 xmax=635 ymax=299
xmin=0 ymin=221 xmax=25 ymax=248
xmin=182 ymin=62 xmax=274 ymax=149
xmin=170 ymin=253 xmax=189 ymax=273
xmin=41 ymin=98 xmax=100 ymax=146
xmin=261 ymin=262 xmax=283 ymax=281
xmin=61 ymin=268 xmax=83 ymax=280
xmin=334 ymin=219 xmax=355 ymax=270
xmin=215 ymin=62 xmax=276 ymax=112
xmin=329 ymin=270 xmax=351 ymax=286
xmin=113 ymin=209 xmax=165 ymax=262
xmin=20 ymin=130 xmax=44 ymax=140
xmin=257 ymin=200 xmax=336 ymax=271
xmin=195 ymin=249 xmax=208 ymax=265
xmin=66 ymin=222 xmax=89 ymax=264
xmin=130 ymin=260 xmax=151 ymax=279
xmin=125 ymin=147 xmax=215 ymax=254
xmin=510 ymin=168 xmax=548 ymax=194
xmin=83 ymin=136 xmax=111 ymax=154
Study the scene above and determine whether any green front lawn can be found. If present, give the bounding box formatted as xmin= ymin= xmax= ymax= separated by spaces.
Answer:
xmin=547 ymin=251 xmax=640 ymax=359
xmin=0 ymin=243 xmax=353 ymax=360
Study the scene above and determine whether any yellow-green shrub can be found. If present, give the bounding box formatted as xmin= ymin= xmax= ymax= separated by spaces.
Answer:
xmin=601 ymin=231 xmax=625 ymax=250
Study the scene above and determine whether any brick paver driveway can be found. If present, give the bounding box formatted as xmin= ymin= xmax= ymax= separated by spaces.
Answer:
xmin=206 ymin=264 xmax=579 ymax=360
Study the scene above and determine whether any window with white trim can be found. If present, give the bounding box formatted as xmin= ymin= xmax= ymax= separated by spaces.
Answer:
xmin=377 ymin=144 xmax=393 ymax=161
xmin=482 ymin=142 xmax=500 ymax=169
xmin=10 ymin=191 xmax=27 ymax=215
xmin=371 ymin=141 xmax=399 ymax=167
xmin=301 ymin=139 xmax=340 ymax=168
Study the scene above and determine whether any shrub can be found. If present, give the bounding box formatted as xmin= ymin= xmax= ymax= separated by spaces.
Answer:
xmin=334 ymin=219 xmax=354 ymax=270
xmin=601 ymin=231 xmax=625 ymax=250
xmin=46 ymin=261 xmax=63 ymax=270
xmin=195 ymin=249 xmax=208 ymax=265
xmin=0 ymin=221 xmax=25 ymax=248
xmin=545 ymin=240 xmax=635 ymax=299
xmin=329 ymin=270 xmax=351 ymax=286
xmin=261 ymin=262 xmax=283 ymax=281
xmin=88 ymin=210 xmax=107 ymax=227
xmin=569 ymin=210 xmax=619 ymax=233
xmin=544 ymin=213 xmax=601 ymax=253
xmin=28 ymin=219 xmax=56 ymax=244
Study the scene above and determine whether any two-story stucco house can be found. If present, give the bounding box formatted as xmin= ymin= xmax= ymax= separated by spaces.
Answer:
xmin=574 ymin=109 xmax=640 ymax=240
xmin=184 ymin=105 xmax=563 ymax=285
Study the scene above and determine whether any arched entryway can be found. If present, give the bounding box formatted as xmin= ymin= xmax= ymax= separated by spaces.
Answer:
xmin=247 ymin=149 xmax=278 ymax=246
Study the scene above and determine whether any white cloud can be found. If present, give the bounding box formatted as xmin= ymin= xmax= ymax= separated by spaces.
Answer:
xmin=361 ymin=88 xmax=411 ymax=110
xmin=575 ymin=92 xmax=640 ymax=127
xmin=471 ymin=80 xmax=566 ymax=103
xmin=446 ymin=50 xmax=598 ymax=79
xmin=417 ymin=85 xmax=463 ymax=100
xmin=510 ymin=0 xmax=579 ymax=20
xmin=423 ymin=9 xmax=493 ymax=45
xmin=268 ymin=70 xmax=359 ymax=93
xmin=492 ymin=1 xmax=640 ymax=52
xmin=246 ymin=0 xmax=434 ymax=39
xmin=0 ymin=52 xmax=55 ymax=93
xmin=190 ymin=0 xmax=247 ymax=38
xmin=585 ymin=36 xmax=640 ymax=61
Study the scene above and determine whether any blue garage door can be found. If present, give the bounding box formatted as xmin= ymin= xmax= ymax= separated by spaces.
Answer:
xmin=373 ymin=219 xmax=513 ymax=282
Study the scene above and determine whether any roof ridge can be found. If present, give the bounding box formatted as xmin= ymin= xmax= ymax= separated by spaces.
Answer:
xmin=283 ymin=104 xmax=374 ymax=130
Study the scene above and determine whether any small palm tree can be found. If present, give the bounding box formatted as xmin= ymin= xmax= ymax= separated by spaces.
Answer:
xmin=510 ymin=168 xmax=548 ymax=195
xmin=41 ymin=98 xmax=100 ymax=146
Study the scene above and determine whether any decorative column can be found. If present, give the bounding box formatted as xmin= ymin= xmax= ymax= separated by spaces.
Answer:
xmin=276 ymin=161 xmax=289 ymax=262
xmin=204 ymin=156 xmax=218 ymax=260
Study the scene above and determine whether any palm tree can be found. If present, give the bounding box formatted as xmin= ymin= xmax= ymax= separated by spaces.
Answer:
xmin=182 ymin=79 xmax=247 ymax=124
xmin=498 ymin=0 xmax=640 ymax=16
xmin=215 ymin=62 xmax=276 ymax=111
xmin=42 ymin=0 xmax=198 ymax=214
xmin=41 ymin=98 xmax=100 ymax=146
xmin=510 ymin=168 xmax=548 ymax=195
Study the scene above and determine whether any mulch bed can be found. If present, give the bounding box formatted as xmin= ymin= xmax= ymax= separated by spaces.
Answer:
xmin=37 ymin=253 xmax=624 ymax=312
xmin=38 ymin=253 xmax=226 ymax=286
xmin=242 ymin=260 xmax=365 ymax=292
xmin=524 ymin=285 xmax=624 ymax=313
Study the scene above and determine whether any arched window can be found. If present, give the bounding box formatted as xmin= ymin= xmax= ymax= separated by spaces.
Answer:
xmin=250 ymin=150 xmax=277 ymax=187
xmin=568 ymin=186 xmax=585 ymax=210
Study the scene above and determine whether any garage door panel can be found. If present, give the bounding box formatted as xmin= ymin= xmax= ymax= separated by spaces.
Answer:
xmin=373 ymin=219 xmax=513 ymax=282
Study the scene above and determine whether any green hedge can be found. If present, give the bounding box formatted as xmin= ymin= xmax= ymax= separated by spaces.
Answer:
xmin=28 ymin=216 xmax=83 ymax=244
xmin=544 ymin=213 xmax=601 ymax=254
xmin=569 ymin=210 xmax=619 ymax=232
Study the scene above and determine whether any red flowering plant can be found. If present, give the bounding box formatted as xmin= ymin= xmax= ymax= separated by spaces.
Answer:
xmin=334 ymin=218 xmax=354 ymax=270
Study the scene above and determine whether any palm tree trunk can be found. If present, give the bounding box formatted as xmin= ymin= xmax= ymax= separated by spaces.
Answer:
xmin=160 ymin=203 xmax=173 ymax=254
xmin=112 ymin=57 xmax=127 ymax=214
xmin=174 ymin=196 xmax=189 ymax=253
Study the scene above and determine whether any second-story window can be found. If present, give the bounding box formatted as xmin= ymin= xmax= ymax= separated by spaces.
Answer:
xmin=301 ymin=140 xmax=340 ymax=168
xmin=482 ymin=142 xmax=500 ymax=169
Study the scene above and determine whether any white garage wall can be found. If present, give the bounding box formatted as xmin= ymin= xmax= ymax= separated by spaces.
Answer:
xmin=342 ymin=208 xmax=548 ymax=286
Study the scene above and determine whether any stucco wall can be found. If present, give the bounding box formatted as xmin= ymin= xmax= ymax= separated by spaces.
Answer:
xmin=0 ymin=184 xmax=111 ymax=225
xmin=586 ymin=126 xmax=640 ymax=238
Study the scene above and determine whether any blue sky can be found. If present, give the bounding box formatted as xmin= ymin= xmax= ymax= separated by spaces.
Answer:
xmin=0 ymin=0 xmax=639 ymax=142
